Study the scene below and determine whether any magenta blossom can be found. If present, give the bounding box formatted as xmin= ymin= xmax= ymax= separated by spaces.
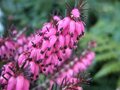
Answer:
xmin=0 ymin=0 xmax=95 ymax=90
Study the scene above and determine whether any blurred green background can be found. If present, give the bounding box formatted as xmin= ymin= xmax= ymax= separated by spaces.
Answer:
xmin=0 ymin=0 xmax=120 ymax=90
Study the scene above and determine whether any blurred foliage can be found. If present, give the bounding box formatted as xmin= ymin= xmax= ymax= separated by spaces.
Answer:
xmin=0 ymin=0 xmax=120 ymax=90
xmin=0 ymin=0 xmax=65 ymax=29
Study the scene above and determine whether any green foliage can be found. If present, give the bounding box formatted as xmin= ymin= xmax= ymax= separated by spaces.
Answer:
xmin=51 ymin=83 xmax=61 ymax=90
xmin=117 ymin=78 xmax=120 ymax=89
xmin=94 ymin=61 xmax=120 ymax=79
xmin=37 ymin=74 xmax=46 ymax=84
xmin=0 ymin=0 xmax=65 ymax=28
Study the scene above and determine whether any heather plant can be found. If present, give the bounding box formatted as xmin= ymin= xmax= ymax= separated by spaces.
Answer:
xmin=0 ymin=0 xmax=96 ymax=90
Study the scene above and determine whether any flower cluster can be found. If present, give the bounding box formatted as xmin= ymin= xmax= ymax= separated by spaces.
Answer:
xmin=0 ymin=0 xmax=96 ymax=90
xmin=0 ymin=29 xmax=28 ymax=62
xmin=36 ymin=48 xmax=95 ymax=90
xmin=0 ymin=62 xmax=29 ymax=90
xmin=0 ymin=38 xmax=16 ymax=61
xmin=55 ymin=50 xmax=95 ymax=85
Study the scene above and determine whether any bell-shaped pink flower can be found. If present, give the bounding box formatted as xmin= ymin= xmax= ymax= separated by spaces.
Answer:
xmin=58 ymin=35 xmax=65 ymax=49
xmin=22 ymin=78 xmax=30 ymax=90
xmin=7 ymin=76 xmax=16 ymax=90
xmin=71 ymin=8 xmax=80 ymax=18
xmin=45 ymin=28 xmax=56 ymax=37
xmin=69 ymin=20 xmax=75 ymax=36
xmin=15 ymin=75 xmax=25 ymax=90
xmin=49 ymin=35 xmax=57 ymax=48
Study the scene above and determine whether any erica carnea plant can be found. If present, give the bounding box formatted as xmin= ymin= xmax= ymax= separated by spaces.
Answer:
xmin=0 ymin=0 xmax=96 ymax=90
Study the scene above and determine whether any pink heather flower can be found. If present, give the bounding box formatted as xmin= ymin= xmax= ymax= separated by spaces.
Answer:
xmin=22 ymin=78 xmax=30 ymax=90
xmin=53 ymin=16 xmax=61 ymax=21
xmin=69 ymin=20 xmax=75 ymax=36
xmin=55 ymin=77 xmax=83 ymax=90
xmin=73 ymin=51 xmax=95 ymax=75
xmin=21 ymin=6 xmax=86 ymax=77
xmin=15 ymin=75 xmax=30 ymax=90
xmin=40 ymin=40 xmax=49 ymax=52
xmin=0 ymin=63 xmax=13 ymax=80
xmin=45 ymin=28 xmax=56 ymax=37
xmin=57 ymin=17 xmax=70 ymax=31
xmin=7 ymin=76 xmax=16 ymax=90
xmin=49 ymin=35 xmax=57 ymax=48
xmin=41 ymin=23 xmax=52 ymax=33
xmin=64 ymin=48 xmax=72 ymax=59
xmin=57 ymin=20 xmax=64 ymax=31
xmin=5 ymin=41 xmax=15 ymax=50
xmin=0 ymin=73 xmax=10 ymax=85
xmin=73 ymin=62 xmax=86 ymax=74
xmin=58 ymin=34 xmax=65 ymax=49
xmin=75 ymin=21 xmax=83 ymax=36
xmin=15 ymin=75 xmax=25 ymax=90
xmin=17 ymin=35 xmax=29 ymax=54
xmin=0 ymin=38 xmax=15 ymax=61
xmin=53 ymin=50 xmax=95 ymax=86
xmin=0 ymin=64 xmax=15 ymax=89
xmin=65 ymin=34 xmax=70 ymax=47
xmin=30 ymin=48 xmax=41 ymax=61
xmin=71 ymin=8 xmax=80 ymax=18
xmin=17 ymin=52 xmax=29 ymax=68
xmin=0 ymin=61 xmax=31 ymax=90
xmin=29 ymin=61 xmax=39 ymax=80
xmin=0 ymin=28 xmax=29 ymax=62
xmin=0 ymin=1 xmax=95 ymax=90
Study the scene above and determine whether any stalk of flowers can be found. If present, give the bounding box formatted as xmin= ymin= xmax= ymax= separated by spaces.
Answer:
xmin=17 ymin=8 xmax=85 ymax=81
xmin=0 ymin=0 xmax=94 ymax=90
xmin=49 ymin=40 xmax=96 ymax=90
xmin=38 ymin=1 xmax=87 ymax=76
xmin=0 ymin=28 xmax=30 ymax=89
xmin=51 ymin=40 xmax=96 ymax=90
xmin=0 ymin=37 xmax=16 ymax=62
xmin=55 ymin=50 xmax=95 ymax=85
xmin=16 ymin=33 xmax=29 ymax=55
xmin=12 ymin=27 xmax=29 ymax=55
xmin=0 ymin=72 xmax=30 ymax=90
xmin=0 ymin=62 xmax=15 ymax=89
xmin=0 ymin=27 xmax=29 ymax=62
xmin=15 ymin=16 xmax=62 ymax=82
xmin=16 ymin=0 xmax=87 ymax=89
xmin=36 ymin=45 xmax=95 ymax=90
xmin=12 ymin=10 xmax=84 ymax=90
xmin=30 ymin=4 xmax=85 ymax=76
xmin=0 ymin=59 xmax=31 ymax=90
